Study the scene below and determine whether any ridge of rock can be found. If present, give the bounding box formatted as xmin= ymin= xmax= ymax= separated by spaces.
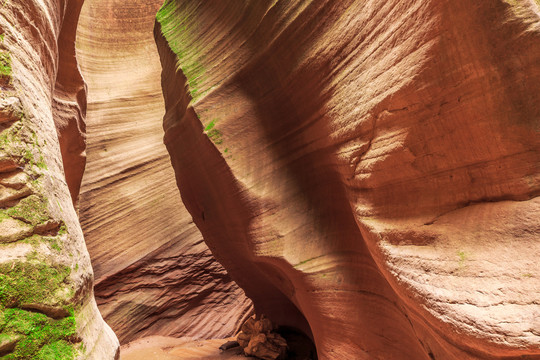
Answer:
xmin=155 ymin=1 xmax=540 ymax=359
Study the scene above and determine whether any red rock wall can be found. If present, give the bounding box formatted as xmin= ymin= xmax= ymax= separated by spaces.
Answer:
xmin=76 ymin=0 xmax=252 ymax=343
xmin=53 ymin=0 xmax=88 ymax=208
xmin=156 ymin=0 xmax=540 ymax=359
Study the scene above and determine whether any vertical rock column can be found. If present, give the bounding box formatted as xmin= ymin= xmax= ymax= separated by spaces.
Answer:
xmin=76 ymin=0 xmax=252 ymax=343
xmin=0 ymin=0 xmax=119 ymax=359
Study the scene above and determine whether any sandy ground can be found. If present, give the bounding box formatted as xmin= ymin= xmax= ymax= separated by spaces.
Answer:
xmin=120 ymin=336 xmax=247 ymax=360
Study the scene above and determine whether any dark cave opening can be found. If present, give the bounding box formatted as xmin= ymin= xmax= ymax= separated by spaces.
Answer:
xmin=276 ymin=326 xmax=318 ymax=360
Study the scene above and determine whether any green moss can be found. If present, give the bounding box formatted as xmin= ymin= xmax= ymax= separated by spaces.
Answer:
xmin=0 ymin=121 xmax=21 ymax=148
xmin=37 ymin=340 xmax=76 ymax=360
xmin=17 ymin=224 xmax=63 ymax=251
xmin=207 ymin=128 xmax=222 ymax=144
xmin=46 ymin=237 xmax=61 ymax=252
xmin=0 ymin=210 xmax=9 ymax=220
xmin=23 ymin=148 xmax=34 ymax=164
xmin=0 ymin=123 xmax=47 ymax=172
xmin=36 ymin=155 xmax=47 ymax=170
xmin=0 ymin=51 xmax=11 ymax=77
xmin=0 ymin=261 xmax=71 ymax=309
xmin=203 ymin=119 xmax=223 ymax=145
xmin=156 ymin=0 xmax=208 ymax=101
xmin=6 ymin=195 xmax=50 ymax=226
xmin=21 ymin=234 xmax=42 ymax=246
xmin=0 ymin=309 xmax=76 ymax=360
xmin=457 ymin=250 xmax=468 ymax=268
xmin=204 ymin=119 xmax=216 ymax=131
xmin=21 ymin=148 xmax=47 ymax=171
xmin=55 ymin=200 xmax=64 ymax=214
xmin=56 ymin=225 xmax=65 ymax=236
xmin=295 ymin=258 xmax=315 ymax=267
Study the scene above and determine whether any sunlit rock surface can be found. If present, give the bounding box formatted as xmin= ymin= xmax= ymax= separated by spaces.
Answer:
xmin=155 ymin=0 xmax=540 ymax=359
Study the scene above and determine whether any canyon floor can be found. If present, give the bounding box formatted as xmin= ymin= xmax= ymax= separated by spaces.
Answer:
xmin=120 ymin=337 xmax=246 ymax=360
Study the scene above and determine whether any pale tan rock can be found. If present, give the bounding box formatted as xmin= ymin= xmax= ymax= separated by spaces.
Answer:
xmin=240 ymin=317 xmax=258 ymax=335
xmin=0 ymin=0 xmax=119 ymax=358
xmin=0 ymin=170 xmax=30 ymax=189
xmin=0 ymin=183 xmax=31 ymax=207
xmin=0 ymin=217 xmax=33 ymax=243
xmin=0 ymin=97 xmax=23 ymax=123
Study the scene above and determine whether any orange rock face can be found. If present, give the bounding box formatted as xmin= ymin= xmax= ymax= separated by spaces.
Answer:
xmin=75 ymin=0 xmax=252 ymax=343
xmin=156 ymin=1 xmax=540 ymax=359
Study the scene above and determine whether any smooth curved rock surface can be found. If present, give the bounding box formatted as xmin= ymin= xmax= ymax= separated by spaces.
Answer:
xmin=156 ymin=0 xmax=540 ymax=359
xmin=0 ymin=0 xmax=118 ymax=358
xmin=76 ymin=0 xmax=252 ymax=343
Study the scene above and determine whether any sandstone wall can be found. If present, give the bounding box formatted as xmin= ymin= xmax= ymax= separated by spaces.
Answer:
xmin=0 ymin=0 xmax=118 ymax=358
xmin=155 ymin=0 xmax=540 ymax=359
xmin=76 ymin=0 xmax=252 ymax=343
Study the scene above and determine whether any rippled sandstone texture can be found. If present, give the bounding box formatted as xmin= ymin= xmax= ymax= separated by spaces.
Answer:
xmin=76 ymin=0 xmax=252 ymax=343
xmin=0 ymin=0 xmax=118 ymax=358
xmin=156 ymin=0 xmax=540 ymax=359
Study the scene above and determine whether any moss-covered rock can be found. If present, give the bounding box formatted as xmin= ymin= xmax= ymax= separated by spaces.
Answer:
xmin=0 ymin=260 xmax=72 ymax=309
xmin=0 ymin=51 xmax=11 ymax=79
xmin=6 ymin=195 xmax=50 ymax=226
xmin=0 ymin=308 xmax=77 ymax=359
xmin=156 ymin=0 xmax=207 ymax=101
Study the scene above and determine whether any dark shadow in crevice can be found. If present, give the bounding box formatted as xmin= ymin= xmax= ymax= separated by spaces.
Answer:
xmin=276 ymin=326 xmax=318 ymax=360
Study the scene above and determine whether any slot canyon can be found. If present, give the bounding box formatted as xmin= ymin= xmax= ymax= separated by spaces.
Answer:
xmin=0 ymin=0 xmax=539 ymax=359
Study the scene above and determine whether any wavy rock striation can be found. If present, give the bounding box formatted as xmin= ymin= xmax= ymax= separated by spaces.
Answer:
xmin=155 ymin=0 xmax=540 ymax=359
xmin=76 ymin=0 xmax=252 ymax=343
xmin=0 ymin=0 xmax=118 ymax=358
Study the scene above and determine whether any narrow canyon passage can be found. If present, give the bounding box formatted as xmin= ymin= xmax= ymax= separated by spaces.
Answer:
xmin=0 ymin=0 xmax=539 ymax=359
xmin=75 ymin=0 xmax=252 ymax=344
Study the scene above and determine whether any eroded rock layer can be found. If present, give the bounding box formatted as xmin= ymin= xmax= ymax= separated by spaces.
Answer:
xmin=76 ymin=0 xmax=252 ymax=343
xmin=0 ymin=0 xmax=118 ymax=358
xmin=156 ymin=0 xmax=540 ymax=359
